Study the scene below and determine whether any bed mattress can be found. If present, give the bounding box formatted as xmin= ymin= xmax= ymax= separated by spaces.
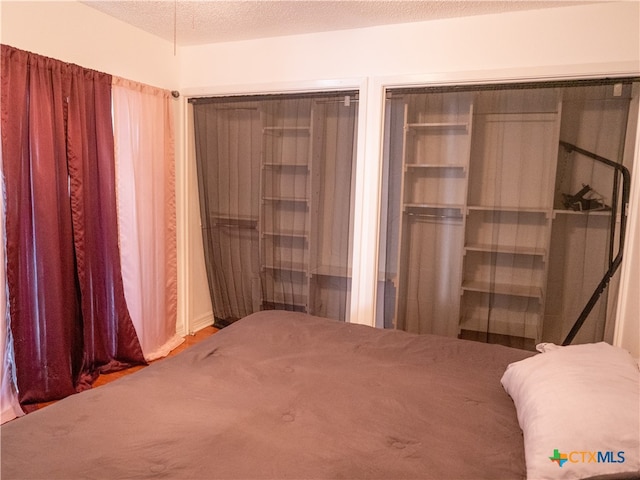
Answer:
xmin=1 ymin=310 xmax=533 ymax=479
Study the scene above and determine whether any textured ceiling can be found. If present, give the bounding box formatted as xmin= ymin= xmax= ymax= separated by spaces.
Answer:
xmin=81 ymin=1 xmax=597 ymax=46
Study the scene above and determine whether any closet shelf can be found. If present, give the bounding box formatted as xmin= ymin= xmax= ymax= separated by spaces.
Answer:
xmin=263 ymin=262 xmax=308 ymax=273
xmin=474 ymin=112 xmax=558 ymax=121
xmin=553 ymin=208 xmax=611 ymax=217
xmin=404 ymin=163 xmax=467 ymax=170
xmin=467 ymin=205 xmax=549 ymax=215
xmin=262 ymin=230 xmax=309 ymax=240
xmin=311 ymin=264 xmax=352 ymax=278
xmin=406 ymin=122 xmax=469 ymax=131
xmin=210 ymin=215 xmax=258 ymax=229
xmin=262 ymin=196 xmax=309 ymax=204
xmin=464 ymin=243 xmax=546 ymax=257
xmin=461 ymin=280 xmax=543 ymax=300
xmin=404 ymin=203 xmax=465 ymax=211
xmin=263 ymin=162 xmax=309 ymax=170
xmin=210 ymin=214 xmax=258 ymax=222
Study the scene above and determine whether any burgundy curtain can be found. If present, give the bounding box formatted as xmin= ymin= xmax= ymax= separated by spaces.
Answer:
xmin=1 ymin=45 xmax=145 ymax=407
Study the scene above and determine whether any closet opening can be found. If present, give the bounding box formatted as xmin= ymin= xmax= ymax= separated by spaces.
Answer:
xmin=191 ymin=91 xmax=358 ymax=327
xmin=377 ymin=78 xmax=639 ymax=350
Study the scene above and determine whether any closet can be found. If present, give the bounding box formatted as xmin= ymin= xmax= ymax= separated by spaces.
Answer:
xmin=379 ymin=81 xmax=638 ymax=348
xmin=193 ymin=92 xmax=357 ymax=326
xmin=461 ymin=89 xmax=561 ymax=347
xmin=393 ymin=92 xmax=473 ymax=337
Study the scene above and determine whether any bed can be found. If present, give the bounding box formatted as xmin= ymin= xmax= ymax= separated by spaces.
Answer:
xmin=1 ymin=310 xmax=638 ymax=480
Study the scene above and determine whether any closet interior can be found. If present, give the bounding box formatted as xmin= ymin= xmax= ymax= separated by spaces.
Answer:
xmin=192 ymin=92 xmax=358 ymax=326
xmin=378 ymin=80 xmax=638 ymax=349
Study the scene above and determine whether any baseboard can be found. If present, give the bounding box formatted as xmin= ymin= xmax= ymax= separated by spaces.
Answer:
xmin=185 ymin=312 xmax=215 ymax=336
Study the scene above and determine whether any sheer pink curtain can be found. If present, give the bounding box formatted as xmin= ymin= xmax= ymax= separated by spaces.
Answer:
xmin=112 ymin=77 xmax=181 ymax=360
xmin=1 ymin=145 xmax=23 ymax=423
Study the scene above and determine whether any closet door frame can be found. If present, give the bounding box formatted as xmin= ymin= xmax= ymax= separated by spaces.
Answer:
xmin=180 ymin=78 xmax=368 ymax=334
xmin=368 ymin=66 xmax=639 ymax=343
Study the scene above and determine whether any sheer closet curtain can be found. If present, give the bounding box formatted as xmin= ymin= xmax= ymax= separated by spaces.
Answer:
xmin=112 ymin=78 xmax=181 ymax=360
xmin=0 ymin=45 xmax=145 ymax=407
xmin=193 ymin=93 xmax=358 ymax=326
xmin=193 ymin=99 xmax=262 ymax=325
xmin=377 ymin=82 xmax=638 ymax=350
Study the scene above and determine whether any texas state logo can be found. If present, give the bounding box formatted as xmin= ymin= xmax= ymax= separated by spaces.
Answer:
xmin=549 ymin=449 xmax=625 ymax=467
xmin=550 ymin=449 xmax=568 ymax=467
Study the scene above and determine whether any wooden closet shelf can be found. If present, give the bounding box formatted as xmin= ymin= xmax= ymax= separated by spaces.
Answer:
xmin=263 ymin=262 xmax=308 ymax=274
xmin=406 ymin=122 xmax=469 ymax=130
xmin=262 ymin=231 xmax=309 ymax=240
xmin=262 ymin=196 xmax=309 ymax=204
xmin=462 ymin=281 xmax=543 ymax=300
xmin=210 ymin=216 xmax=258 ymax=229
xmin=553 ymin=208 xmax=611 ymax=217
xmin=311 ymin=265 xmax=352 ymax=278
xmin=404 ymin=163 xmax=467 ymax=170
xmin=467 ymin=205 xmax=550 ymax=215
xmin=464 ymin=244 xmax=546 ymax=257
xmin=404 ymin=203 xmax=465 ymax=214
xmin=263 ymin=162 xmax=309 ymax=170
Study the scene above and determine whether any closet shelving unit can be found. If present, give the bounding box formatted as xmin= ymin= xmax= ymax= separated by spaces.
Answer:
xmin=306 ymin=96 xmax=358 ymax=321
xmin=381 ymin=82 xmax=639 ymax=348
xmin=460 ymin=91 xmax=562 ymax=344
xmin=393 ymin=93 xmax=473 ymax=336
xmin=259 ymin=95 xmax=358 ymax=320
xmin=259 ymin=100 xmax=313 ymax=312
xmin=390 ymin=89 xmax=567 ymax=345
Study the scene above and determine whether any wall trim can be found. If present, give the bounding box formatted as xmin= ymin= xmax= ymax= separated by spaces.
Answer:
xmin=354 ymin=63 xmax=640 ymax=328
xmin=176 ymin=95 xmax=190 ymax=338
xmin=181 ymin=77 xmax=367 ymax=99
xmin=614 ymin=84 xmax=640 ymax=358
xmin=183 ymin=312 xmax=215 ymax=336
xmin=179 ymin=77 xmax=368 ymax=332
xmin=371 ymin=61 xmax=640 ymax=91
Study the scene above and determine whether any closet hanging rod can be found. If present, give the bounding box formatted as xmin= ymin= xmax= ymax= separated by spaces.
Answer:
xmin=189 ymin=90 xmax=359 ymax=105
xmin=559 ymin=140 xmax=631 ymax=345
xmin=196 ymin=106 xmax=259 ymax=111
xmin=314 ymin=98 xmax=360 ymax=104
xmin=213 ymin=222 xmax=257 ymax=229
xmin=406 ymin=212 xmax=463 ymax=220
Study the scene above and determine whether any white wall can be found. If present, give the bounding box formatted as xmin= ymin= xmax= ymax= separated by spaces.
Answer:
xmin=178 ymin=1 xmax=639 ymax=355
xmin=1 ymin=1 xmax=178 ymax=89
xmin=0 ymin=1 xmax=196 ymax=335
xmin=179 ymin=2 xmax=638 ymax=88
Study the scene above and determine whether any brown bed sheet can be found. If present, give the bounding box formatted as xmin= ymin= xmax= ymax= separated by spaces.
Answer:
xmin=1 ymin=310 xmax=533 ymax=479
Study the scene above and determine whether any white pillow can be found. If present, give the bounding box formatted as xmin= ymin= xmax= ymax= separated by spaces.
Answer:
xmin=501 ymin=342 xmax=640 ymax=480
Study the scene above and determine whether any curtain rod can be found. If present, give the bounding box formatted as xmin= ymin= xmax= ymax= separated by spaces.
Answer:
xmin=388 ymin=76 xmax=640 ymax=96
xmin=189 ymin=90 xmax=359 ymax=105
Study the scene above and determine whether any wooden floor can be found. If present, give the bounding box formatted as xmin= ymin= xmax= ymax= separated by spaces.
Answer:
xmin=33 ymin=326 xmax=219 ymax=410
